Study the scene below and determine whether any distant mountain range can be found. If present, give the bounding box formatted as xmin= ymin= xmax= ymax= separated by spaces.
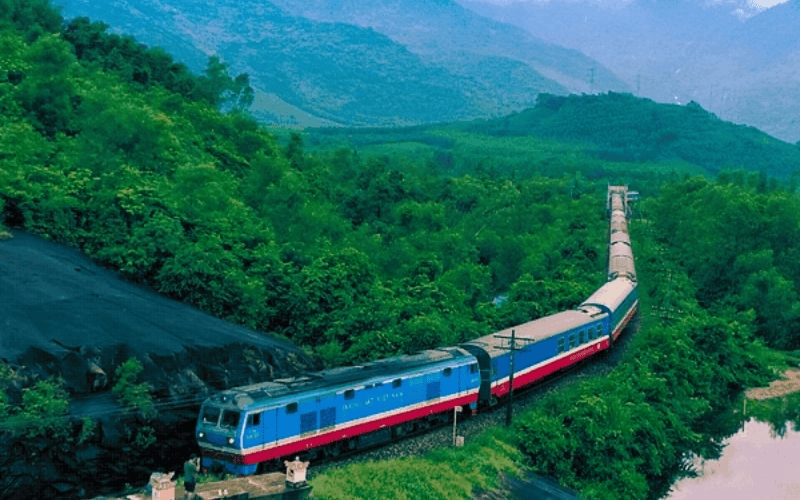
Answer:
xmin=458 ymin=0 xmax=800 ymax=143
xmin=55 ymin=0 xmax=626 ymax=127
xmin=54 ymin=0 xmax=799 ymax=142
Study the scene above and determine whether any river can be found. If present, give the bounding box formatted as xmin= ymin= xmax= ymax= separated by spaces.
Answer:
xmin=665 ymin=417 xmax=800 ymax=499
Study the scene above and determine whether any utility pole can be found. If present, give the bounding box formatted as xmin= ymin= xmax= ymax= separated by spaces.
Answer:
xmin=493 ymin=329 xmax=536 ymax=427
xmin=506 ymin=329 xmax=515 ymax=426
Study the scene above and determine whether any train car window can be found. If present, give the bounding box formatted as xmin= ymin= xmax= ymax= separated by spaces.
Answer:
xmin=470 ymin=364 xmax=478 ymax=374
xmin=221 ymin=410 xmax=240 ymax=428
xmin=569 ymin=334 xmax=576 ymax=349
xmin=443 ymin=368 xmax=452 ymax=377
xmin=596 ymin=325 xmax=603 ymax=337
xmin=201 ymin=406 xmax=221 ymax=425
xmin=247 ymin=413 xmax=261 ymax=427
xmin=579 ymin=330 xmax=586 ymax=344
xmin=392 ymin=378 xmax=402 ymax=388
xmin=558 ymin=338 xmax=566 ymax=353
xmin=344 ymin=389 xmax=355 ymax=400
xmin=286 ymin=402 xmax=298 ymax=414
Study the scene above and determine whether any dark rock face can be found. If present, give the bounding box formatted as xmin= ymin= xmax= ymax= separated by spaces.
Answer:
xmin=0 ymin=231 xmax=319 ymax=499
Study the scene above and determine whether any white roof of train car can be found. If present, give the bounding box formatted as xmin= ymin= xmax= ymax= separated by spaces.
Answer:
xmin=462 ymin=309 xmax=600 ymax=356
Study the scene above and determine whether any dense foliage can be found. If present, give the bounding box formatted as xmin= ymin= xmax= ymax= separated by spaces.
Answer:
xmin=648 ymin=176 xmax=800 ymax=350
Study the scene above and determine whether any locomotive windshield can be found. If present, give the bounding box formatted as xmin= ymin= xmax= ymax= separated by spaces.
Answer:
xmin=221 ymin=410 xmax=240 ymax=428
xmin=201 ymin=406 xmax=221 ymax=425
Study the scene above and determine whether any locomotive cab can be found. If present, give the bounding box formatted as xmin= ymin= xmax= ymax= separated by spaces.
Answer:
xmin=196 ymin=401 xmax=259 ymax=474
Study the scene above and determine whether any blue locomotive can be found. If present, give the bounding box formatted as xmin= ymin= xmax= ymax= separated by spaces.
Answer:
xmin=196 ymin=186 xmax=639 ymax=474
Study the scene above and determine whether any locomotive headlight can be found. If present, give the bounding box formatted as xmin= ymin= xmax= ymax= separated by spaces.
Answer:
xmin=198 ymin=432 xmax=205 ymax=439
xmin=227 ymin=437 xmax=235 ymax=445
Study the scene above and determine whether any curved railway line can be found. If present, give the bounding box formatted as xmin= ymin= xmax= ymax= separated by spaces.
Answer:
xmin=196 ymin=186 xmax=639 ymax=475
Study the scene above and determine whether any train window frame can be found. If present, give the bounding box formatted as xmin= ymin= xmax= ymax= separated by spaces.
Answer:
xmin=392 ymin=378 xmax=402 ymax=388
xmin=569 ymin=334 xmax=576 ymax=349
xmin=286 ymin=402 xmax=298 ymax=414
xmin=344 ymin=389 xmax=355 ymax=400
xmin=247 ymin=413 xmax=261 ymax=428
xmin=558 ymin=337 xmax=566 ymax=353
xmin=580 ymin=330 xmax=587 ymax=344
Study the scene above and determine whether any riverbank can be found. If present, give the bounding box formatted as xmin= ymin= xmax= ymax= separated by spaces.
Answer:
xmin=745 ymin=369 xmax=800 ymax=400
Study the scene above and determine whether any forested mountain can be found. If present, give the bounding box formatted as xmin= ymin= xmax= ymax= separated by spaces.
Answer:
xmin=54 ymin=0 xmax=626 ymax=127
xmin=265 ymin=0 xmax=625 ymax=93
xmin=458 ymin=0 xmax=800 ymax=143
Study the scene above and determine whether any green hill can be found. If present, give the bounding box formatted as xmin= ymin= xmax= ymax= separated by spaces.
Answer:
xmin=308 ymin=92 xmax=800 ymax=181
xmin=469 ymin=93 xmax=800 ymax=179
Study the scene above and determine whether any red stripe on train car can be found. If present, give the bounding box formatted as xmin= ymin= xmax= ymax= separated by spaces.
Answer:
xmin=205 ymin=393 xmax=478 ymax=465
xmin=492 ymin=339 xmax=610 ymax=398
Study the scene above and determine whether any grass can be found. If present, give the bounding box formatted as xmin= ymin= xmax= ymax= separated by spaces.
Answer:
xmin=309 ymin=427 xmax=523 ymax=500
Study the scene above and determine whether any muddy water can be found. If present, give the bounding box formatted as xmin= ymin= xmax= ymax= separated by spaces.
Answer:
xmin=666 ymin=419 xmax=800 ymax=499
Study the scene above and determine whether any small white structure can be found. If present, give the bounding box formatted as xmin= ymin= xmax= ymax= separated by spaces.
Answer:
xmin=285 ymin=457 xmax=310 ymax=488
xmin=149 ymin=472 xmax=176 ymax=500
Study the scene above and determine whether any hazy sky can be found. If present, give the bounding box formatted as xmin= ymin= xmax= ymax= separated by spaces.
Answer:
xmin=750 ymin=0 xmax=789 ymax=7
xmin=475 ymin=0 xmax=791 ymax=9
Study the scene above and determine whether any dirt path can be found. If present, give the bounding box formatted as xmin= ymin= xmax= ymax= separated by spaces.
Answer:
xmin=745 ymin=369 xmax=800 ymax=400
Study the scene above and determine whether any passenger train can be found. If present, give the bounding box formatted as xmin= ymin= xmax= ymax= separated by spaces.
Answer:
xmin=196 ymin=186 xmax=639 ymax=474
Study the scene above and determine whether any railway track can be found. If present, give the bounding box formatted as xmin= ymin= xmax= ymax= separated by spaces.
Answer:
xmin=308 ymin=321 xmax=637 ymax=479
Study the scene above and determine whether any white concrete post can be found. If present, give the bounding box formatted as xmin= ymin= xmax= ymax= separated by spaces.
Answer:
xmin=149 ymin=472 xmax=176 ymax=500
xmin=285 ymin=456 xmax=310 ymax=488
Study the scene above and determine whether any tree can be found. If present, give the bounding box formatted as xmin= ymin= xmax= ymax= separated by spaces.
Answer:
xmin=112 ymin=358 xmax=155 ymax=418
xmin=15 ymin=33 xmax=79 ymax=137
